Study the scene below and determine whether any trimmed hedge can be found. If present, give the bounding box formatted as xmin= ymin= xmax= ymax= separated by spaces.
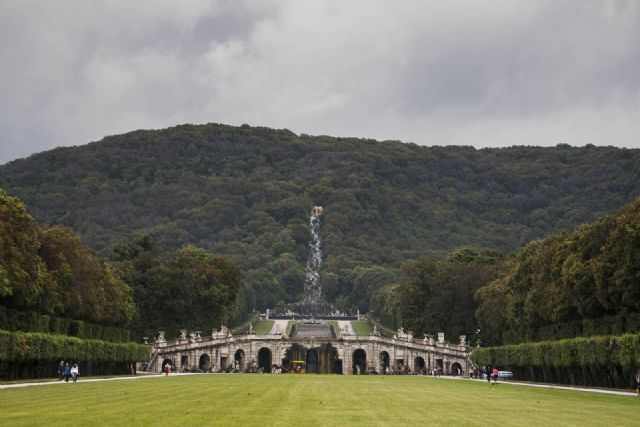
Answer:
xmin=0 ymin=306 xmax=130 ymax=342
xmin=505 ymin=311 xmax=640 ymax=344
xmin=471 ymin=334 xmax=640 ymax=388
xmin=0 ymin=329 xmax=149 ymax=380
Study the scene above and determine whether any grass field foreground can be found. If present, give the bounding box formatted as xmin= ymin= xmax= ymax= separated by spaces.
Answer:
xmin=0 ymin=375 xmax=637 ymax=426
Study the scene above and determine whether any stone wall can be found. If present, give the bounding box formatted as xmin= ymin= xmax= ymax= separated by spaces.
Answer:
xmin=151 ymin=331 xmax=471 ymax=375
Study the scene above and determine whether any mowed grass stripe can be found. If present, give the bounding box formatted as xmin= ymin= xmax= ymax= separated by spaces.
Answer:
xmin=0 ymin=375 xmax=637 ymax=426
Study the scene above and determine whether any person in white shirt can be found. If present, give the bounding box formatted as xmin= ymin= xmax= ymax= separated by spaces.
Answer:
xmin=70 ymin=363 xmax=79 ymax=383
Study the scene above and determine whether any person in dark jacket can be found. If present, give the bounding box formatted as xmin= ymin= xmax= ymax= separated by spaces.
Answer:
xmin=485 ymin=366 xmax=491 ymax=382
xmin=57 ymin=360 xmax=65 ymax=381
xmin=64 ymin=363 xmax=71 ymax=382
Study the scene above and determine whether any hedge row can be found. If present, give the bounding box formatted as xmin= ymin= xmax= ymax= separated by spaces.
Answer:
xmin=0 ymin=329 xmax=149 ymax=364
xmin=471 ymin=334 xmax=640 ymax=388
xmin=0 ymin=306 xmax=130 ymax=342
xmin=502 ymin=311 xmax=640 ymax=344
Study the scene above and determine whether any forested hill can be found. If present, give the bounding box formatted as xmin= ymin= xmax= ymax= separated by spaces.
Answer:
xmin=1 ymin=123 xmax=639 ymax=312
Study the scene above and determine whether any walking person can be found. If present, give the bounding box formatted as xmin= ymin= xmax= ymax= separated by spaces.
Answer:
xmin=635 ymin=368 xmax=640 ymax=397
xmin=64 ymin=363 xmax=71 ymax=382
xmin=57 ymin=359 xmax=65 ymax=381
xmin=71 ymin=363 xmax=79 ymax=383
xmin=492 ymin=367 xmax=499 ymax=383
xmin=485 ymin=366 xmax=491 ymax=383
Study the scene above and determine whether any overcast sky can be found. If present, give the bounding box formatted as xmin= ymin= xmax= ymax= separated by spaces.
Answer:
xmin=1 ymin=0 xmax=639 ymax=164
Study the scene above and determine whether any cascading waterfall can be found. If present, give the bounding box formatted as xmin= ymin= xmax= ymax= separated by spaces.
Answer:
xmin=303 ymin=206 xmax=324 ymax=304
xmin=269 ymin=205 xmax=342 ymax=317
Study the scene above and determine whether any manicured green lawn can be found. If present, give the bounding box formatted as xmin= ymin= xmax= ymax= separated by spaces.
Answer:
xmin=351 ymin=320 xmax=370 ymax=336
xmin=0 ymin=375 xmax=637 ymax=426
xmin=252 ymin=320 xmax=274 ymax=335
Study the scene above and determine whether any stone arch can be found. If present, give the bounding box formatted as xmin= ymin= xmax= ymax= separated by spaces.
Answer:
xmin=306 ymin=348 xmax=320 ymax=374
xmin=199 ymin=353 xmax=211 ymax=371
xmin=451 ymin=362 xmax=463 ymax=376
xmin=234 ymin=349 xmax=245 ymax=371
xmin=258 ymin=347 xmax=272 ymax=373
xmin=414 ymin=356 xmax=426 ymax=374
xmin=379 ymin=351 xmax=390 ymax=374
xmin=162 ymin=358 xmax=173 ymax=372
xmin=352 ymin=349 xmax=366 ymax=374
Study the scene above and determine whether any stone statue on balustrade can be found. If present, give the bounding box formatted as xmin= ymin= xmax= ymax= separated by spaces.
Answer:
xmin=156 ymin=331 xmax=166 ymax=345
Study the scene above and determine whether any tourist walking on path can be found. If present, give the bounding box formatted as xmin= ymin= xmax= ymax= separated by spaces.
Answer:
xmin=164 ymin=363 xmax=171 ymax=376
xmin=64 ymin=363 xmax=71 ymax=382
xmin=492 ymin=368 xmax=499 ymax=383
xmin=57 ymin=360 xmax=65 ymax=381
xmin=71 ymin=364 xmax=79 ymax=383
xmin=635 ymin=369 xmax=640 ymax=397
xmin=485 ymin=366 xmax=491 ymax=383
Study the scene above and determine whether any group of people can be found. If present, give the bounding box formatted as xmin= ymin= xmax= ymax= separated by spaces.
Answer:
xmin=57 ymin=360 xmax=79 ymax=383
xmin=485 ymin=366 xmax=499 ymax=383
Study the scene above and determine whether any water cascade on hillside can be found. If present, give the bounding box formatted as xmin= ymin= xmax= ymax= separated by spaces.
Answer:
xmin=266 ymin=205 xmax=352 ymax=318
xmin=303 ymin=206 xmax=323 ymax=304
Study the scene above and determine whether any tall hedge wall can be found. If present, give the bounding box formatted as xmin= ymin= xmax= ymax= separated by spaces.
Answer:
xmin=471 ymin=334 xmax=640 ymax=389
xmin=0 ymin=329 xmax=149 ymax=380
xmin=0 ymin=306 xmax=130 ymax=343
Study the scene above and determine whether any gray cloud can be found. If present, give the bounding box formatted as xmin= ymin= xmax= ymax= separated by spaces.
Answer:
xmin=1 ymin=0 xmax=639 ymax=164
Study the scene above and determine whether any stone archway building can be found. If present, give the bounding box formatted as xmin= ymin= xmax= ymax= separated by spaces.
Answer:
xmin=148 ymin=327 xmax=471 ymax=375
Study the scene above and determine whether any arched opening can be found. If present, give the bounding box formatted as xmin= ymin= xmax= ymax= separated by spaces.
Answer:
xmin=379 ymin=351 xmax=390 ymax=374
xmin=451 ymin=362 xmax=463 ymax=376
xmin=306 ymin=349 xmax=320 ymax=374
xmin=234 ymin=349 xmax=245 ymax=372
xmin=414 ymin=356 xmax=426 ymax=374
xmin=285 ymin=343 xmax=339 ymax=374
xmin=258 ymin=348 xmax=272 ymax=373
xmin=162 ymin=359 xmax=173 ymax=372
xmin=352 ymin=349 xmax=366 ymax=375
xmin=333 ymin=358 xmax=343 ymax=374
xmin=180 ymin=355 xmax=189 ymax=371
xmin=199 ymin=354 xmax=211 ymax=371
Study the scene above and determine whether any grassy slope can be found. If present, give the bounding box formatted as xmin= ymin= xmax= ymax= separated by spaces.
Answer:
xmin=285 ymin=320 xmax=299 ymax=336
xmin=327 ymin=320 xmax=340 ymax=338
xmin=252 ymin=320 xmax=274 ymax=335
xmin=351 ymin=320 xmax=371 ymax=336
xmin=0 ymin=375 xmax=636 ymax=426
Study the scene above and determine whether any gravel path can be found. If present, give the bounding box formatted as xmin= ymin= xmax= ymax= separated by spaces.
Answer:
xmin=450 ymin=376 xmax=636 ymax=396
xmin=0 ymin=373 xmax=194 ymax=389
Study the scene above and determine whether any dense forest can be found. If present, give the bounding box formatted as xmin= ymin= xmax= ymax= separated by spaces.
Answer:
xmin=0 ymin=189 xmax=134 ymax=327
xmin=110 ymin=235 xmax=242 ymax=340
xmin=382 ymin=247 xmax=507 ymax=344
xmin=384 ymin=197 xmax=640 ymax=346
xmin=475 ymin=196 xmax=640 ymax=345
xmin=0 ymin=188 xmax=241 ymax=342
xmin=1 ymin=123 xmax=639 ymax=318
